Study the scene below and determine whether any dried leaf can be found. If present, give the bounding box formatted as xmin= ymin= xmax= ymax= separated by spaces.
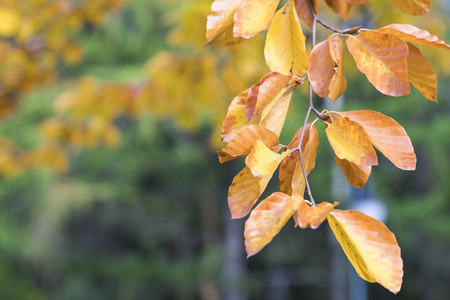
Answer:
xmin=335 ymin=156 xmax=371 ymax=188
xmin=325 ymin=117 xmax=378 ymax=167
xmin=264 ymin=0 xmax=309 ymax=76
xmin=341 ymin=110 xmax=416 ymax=170
xmin=205 ymin=0 xmax=242 ymax=45
xmin=294 ymin=0 xmax=318 ymax=28
xmin=245 ymin=192 xmax=299 ymax=257
xmin=346 ymin=32 xmax=410 ymax=97
xmin=246 ymin=140 xmax=289 ymax=177
xmin=259 ymin=87 xmax=294 ymax=137
xmin=218 ymin=125 xmax=280 ymax=163
xmin=294 ymin=196 xmax=339 ymax=229
xmin=308 ymin=40 xmax=335 ymax=98
xmin=228 ymin=167 xmax=273 ymax=219
xmin=390 ymin=0 xmax=430 ymax=16
xmin=328 ymin=210 xmax=403 ymax=294
xmin=328 ymin=34 xmax=347 ymax=101
xmin=324 ymin=0 xmax=352 ymax=20
xmin=234 ymin=0 xmax=281 ymax=39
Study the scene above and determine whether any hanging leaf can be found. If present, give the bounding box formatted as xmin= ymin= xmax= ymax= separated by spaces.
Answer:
xmin=376 ymin=24 xmax=450 ymax=50
xmin=341 ymin=110 xmax=416 ymax=170
xmin=259 ymin=88 xmax=294 ymax=137
xmin=308 ymin=40 xmax=335 ymax=98
xmin=234 ymin=0 xmax=281 ymax=39
xmin=245 ymin=192 xmax=299 ymax=257
xmin=346 ymin=31 xmax=409 ymax=97
xmin=328 ymin=34 xmax=347 ymax=101
xmin=328 ymin=210 xmax=403 ymax=294
xmin=405 ymin=43 xmax=437 ymax=102
xmin=294 ymin=196 xmax=339 ymax=229
xmin=264 ymin=0 xmax=309 ymax=76
xmin=228 ymin=167 xmax=273 ymax=219
xmin=325 ymin=117 xmax=378 ymax=167
xmin=294 ymin=0 xmax=318 ymax=28
xmin=218 ymin=125 xmax=280 ymax=163
xmin=335 ymin=156 xmax=371 ymax=188
xmin=390 ymin=0 xmax=430 ymax=16
xmin=246 ymin=140 xmax=290 ymax=177
xmin=205 ymin=0 xmax=242 ymax=45
xmin=324 ymin=0 xmax=352 ymax=20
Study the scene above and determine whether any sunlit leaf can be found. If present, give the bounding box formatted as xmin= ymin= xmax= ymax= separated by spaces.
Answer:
xmin=335 ymin=156 xmax=371 ymax=188
xmin=205 ymin=0 xmax=242 ymax=45
xmin=390 ymin=0 xmax=430 ymax=16
xmin=328 ymin=34 xmax=347 ymax=101
xmin=245 ymin=192 xmax=299 ymax=257
xmin=228 ymin=167 xmax=273 ymax=219
xmin=341 ymin=110 xmax=416 ymax=170
xmin=246 ymin=140 xmax=290 ymax=177
xmin=308 ymin=39 xmax=335 ymax=98
xmin=294 ymin=196 xmax=339 ymax=229
xmin=259 ymin=87 xmax=294 ymax=137
xmin=234 ymin=0 xmax=281 ymax=39
xmin=221 ymin=89 xmax=255 ymax=142
xmin=264 ymin=0 xmax=308 ymax=76
xmin=324 ymin=0 xmax=352 ymax=20
xmin=328 ymin=210 xmax=403 ymax=294
xmin=325 ymin=117 xmax=378 ymax=167
xmin=294 ymin=0 xmax=317 ymax=28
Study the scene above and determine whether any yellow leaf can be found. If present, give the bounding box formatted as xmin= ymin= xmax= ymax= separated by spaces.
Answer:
xmin=228 ymin=167 xmax=273 ymax=219
xmin=245 ymin=192 xmax=298 ymax=257
xmin=328 ymin=34 xmax=347 ymax=101
xmin=294 ymin=196 xmax=339 ymax=229
xmin=341 ymin=110 xmax=416 ymax=170
xmin=325 ymin=117 xmax=378 ymax=167
xmin=264 ymin=0 xmax=308 ymax=76
xmin=218 ymin=125 xmax=280 ymax=163
xmin=324 ymin=0 xmax=352 ymax=20
xmin=205 ymin=0 xmax=242 ymax=45
xmin=234 ymin=0 xmax=281 ymax=39
xmin=246 ymin=140 xmax=289 ymax=177
xmin=221 ymin=89 xmax=255 ymax=143
xmin=294 ymin=0 xmax=318 ymax=28
xmin=390 ymin=0 xmax=430 ymax=16
xmin=335 ymin=156 xmax=371 ymax=188
xmin=308 ymin=39 xmax=335 ymax=98
xmin=328 ymin=210 xmax=403 ymax=294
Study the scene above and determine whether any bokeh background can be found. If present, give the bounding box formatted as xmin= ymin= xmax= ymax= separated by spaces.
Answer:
xmin=0 ymin=0 xmax=449 ymax=299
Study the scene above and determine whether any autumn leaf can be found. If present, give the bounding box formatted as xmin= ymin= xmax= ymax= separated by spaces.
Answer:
xmin=324 ymin=0 xmax=352 ymax=20
xmin=328 ymin=34 xmax=347 ymax=101
xmin=325 ymin=117 xmax=378 ymax=167
xmin=234 ymin=0 xmax=281 ymax=39
xmin=335 ymin=156 xmax=371 ymax=188
xmin=246 ymin=140 xmax=290 ymax=177
xmin=264 ymin=0 xmax=308 ymax=76
xmin=328 ymin=210 xmax=403 ymax=293
xmin=346 ymin=31 xmax=410 ymax=97
xmin=294 ymin=0 xmax=317 ymax=28
xmin=245 ymin=192 xmax=299 ymax=257
xmin=294 ymin=196 xmax=339 ymax=229
xmin=259 ymin=86 xmax=295 ymax=137
xmin=405 ymin=43 xmax=437 ymax=102
xmin=221 ymin=89 xmax=255 ymax=142
xmin=390 ymin=0 xmax=430 ymax=16
xmin=228 ymin=167 xmax=273 ymax=219
xmin=341 ymin=110 xmax=416 ymax=170
xmin=218 ymin=125 xmax=280 ymax=163
xmin=205 ymin=0 xmax=242 ymax=45
xmin=308 ymin=40 xmax=335 ymax=98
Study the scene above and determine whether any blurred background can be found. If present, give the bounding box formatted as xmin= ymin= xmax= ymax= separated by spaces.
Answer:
xmin=0 ymin=0 xmax=449 ymax=299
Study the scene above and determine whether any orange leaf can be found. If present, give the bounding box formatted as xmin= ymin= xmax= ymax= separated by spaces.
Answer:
xmin=228 ymin=167 xmax=273 ymax=219
xmin=259 ymin=87 xmax=294 ymax=137
xmin=341 ymin=110 xmax=416 ymax=170
xmin=325 ymin=117 xmax=378 ymax=167
xmin=324 ymin=0 xmax=352 ymax=20
xmin=346 ymin=32 xmax=410 ymax=97
xmin=218 ymin=125 xmax=280 ymax=163
xmin=246 ymin=140 xmax=290 ymax=177
xmin=234 ymin=0 xmax=281 ymax=39
xmin=405 ymin=43 xmax=437 ymax=102
xmin=294 ymin=0 xmax=318 ymax=28
xmin=264 ymin=0 xmax=309 ymax=76
xmin=328 ymin=34 xmax=347 ymax=101
xmin=328 ymin=210 xmax=403 ymax=294
xmin=376 ymin=24 xmax=450 ymax=50
xmin=390 ymin=0 xmax=430 ymax=16
xmin=294 ymin=196 xmax=339 ymax=229
xmin=205 ymin=0 xmax=242 ymax=45
xmin=245 ymin=192 xmax=299 ymax=257
xmin=335 ymin=156 xmax=371 ymax=188
xmin=308 ymin=39 xmax=335 ymax=98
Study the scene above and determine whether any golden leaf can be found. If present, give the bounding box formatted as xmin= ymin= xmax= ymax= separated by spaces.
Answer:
xmin=328 ymin=34 xmax=347 ymax=101
xmin=246 ymin=140 xmax=290 ymax=177
xmin=390 ymin=0 xmax=430 ymax=16
xmin=264 ymin=0 xmax=308 ymax=76
xmin=205 ymin=0 xmax=242 ymax=45
xmin=294 ymin=196 xmax=339 ymax=229
xmin=324 ymin=0 xmax=352 ymax=20
xmin=245 ymin=192 xmax=299 ymax=257
xmin=234 ymin=0 xmax=281 ymax=39
xmin=294 ymin=0 xmax=318 ymax=28
xmin=325 ymin=117 xmax=378 ymax=167
xmin=328 ymin=210 xmax=403 ymax=294
xmin=341 ymin=110 xmax=416 ymax=170
xmin=308 ymin=39 xmax=335 ymax=98
xmin=335 ymin=156 xmax=371 ymax=188
xmin=346 ymin=31 xmax=410 ymax=97
xmin=228 ymin=167 xmax=273 ymax=219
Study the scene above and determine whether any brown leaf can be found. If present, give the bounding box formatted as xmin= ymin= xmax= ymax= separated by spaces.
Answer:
xmin=328 ymin=34 xmax=347 ymax=101
xmin=324 ymin=0 xmax=352 ymax=20
xmin=376 ymin=24 xmax=450 ymax=50
xmin=228 ymin=167 xmax=273 ymax=219
xmin=245 ymin=192 xmax=299 ymax=257
xmin=346 ymin=32 xmax=410 ymax=97
xmin=205 ymin=0 xmax=242 ymax=45
xmin=264 ymin=0 xmax=309 ymax=76
xmin=246 ymin=140 xmax=290 ymax=177
xmin=390 ymin=0 xmax=430 ymax=16
xmin=341 ymin=110 xmax=416 ymax=170
xmin=234 ymin=0 xmax=281 ymax=39
xmin=405 ymin=43 xmax=437 ymax=102
xmin=328 ymin=210 xmax=403 ymax=293
xmin=308 ymin=40 xmax=335 ymax=98
xmin=218 ymin=125 xmax=280 ymax=163
xmin=335 ymin=156 xmax=371 ymax=188
xmin=294 ymin=0 xmax=318 ymax=28
xmin=294 ymin=196 xmax=339 ymax=229
xmin=325 ymin=117 xmax=378 ymax=167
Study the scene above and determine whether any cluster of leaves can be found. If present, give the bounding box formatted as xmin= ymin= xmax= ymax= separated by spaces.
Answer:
xmin=207 ymin=0 xmax=449 ymax=293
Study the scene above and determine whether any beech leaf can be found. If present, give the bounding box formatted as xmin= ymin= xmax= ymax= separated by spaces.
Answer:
xmin=205 ymin=0 xmax=242 ymax=45
xmin=246 ymin=140 xmax=290 ymax=177
xmin=324 ymin=0 xmax=352 ymax=20
xmin=294 ymin=196 xmax=339 ymax=229
xmin=335 ymin=156 xmax=371 ymax=188
xmin=294 ymin=0 xmax=318 ymax=28
xmin=234 ymin=0 xmax=281 ymax=39
xmin=328 ymin=34 xmax=347 ymax=101
xmin=328 ymin=210 xmax=403 ymax=294
xmin=308 ymin=40 xmax=335 ymax=98
xmin=390 ymin=0 xmax=430 ymax=16
xmin=346 ymin=32 xmax=410 ymax=97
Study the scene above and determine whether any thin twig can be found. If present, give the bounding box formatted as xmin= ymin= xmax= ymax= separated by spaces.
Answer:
xmin=308 ymin=1 xmax=361 ymax=35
